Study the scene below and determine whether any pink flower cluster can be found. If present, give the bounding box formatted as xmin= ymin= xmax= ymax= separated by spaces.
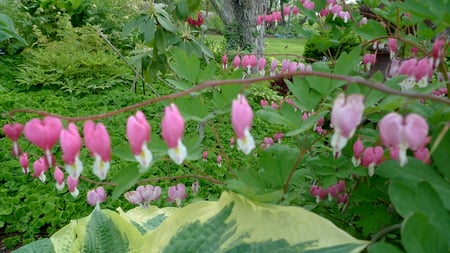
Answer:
xmin=310 ymin=180 xmax=348 ymax=204
xmin=125 ymin=184 xmax=162 ymax=208
xmin=317 ymin=0 xmax=350 ymax=23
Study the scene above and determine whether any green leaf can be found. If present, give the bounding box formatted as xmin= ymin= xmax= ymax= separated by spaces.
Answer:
xmin=175 ymin=96 xmax=212 ymax=122
xmin=140 ymin=16 xmax=156 ymax=43
xmin=258 ymin=144 xmax=301 ymax=189
xmin=169 ymin=48 xmax=200 ymax=83
xmin=113 ymin=144 xmax=136 ymax=162
xmin=198 ymin=62 xmax=216 ymax=83
xmin=353 ymin=19 xmax=387 ymax=40
xmin=256 ymin=109 xmax=297 ymax=128
xmin=368 ymin=242 xmax=404 ymax=253
xmin=141 ymin=192 xmax=368 ymax=252
xmin=155 ymin=4 xmax=176 ymax=32
xmin=286 ymin=111 xmax=328 ymax=137
xmin=306 ymin=62 xmax=333 ymax=95
xmin=287 ymin=76 xmax=322 ymax=111
xmin=0 ymin=13 xmax=27 ymax=45
xmin=83 ymin=209 xmax=129 ymax=253
xmin=431 ymin=125 xmax=450 ymax=179
xmin=377 ymin=159 xmax=450 ymax=210
xmin=334 ymin=46 xmax=361 ymax=76
xmin=401 ymin=213 xmax=448 ymax=253
xmin=154 ymin=28 xmax=167 ymax=51
xmin=12 ymin=238 xmax=54 ymax=253
xmin=166 ymin=78 xmax=193 ymax=91
xmin=111 ymin=165 xmax=141 ymax=200
xmin=183 ymin=134 xmax=203 ymax=160
xmin=213 ymin=84 xmax=242 ymax=111
xmin=176 ymin=0 xmax=189 ymax=19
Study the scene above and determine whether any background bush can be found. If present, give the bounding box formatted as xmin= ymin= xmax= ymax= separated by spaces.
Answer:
xmin=13 ymin=16 xmax=133 ymax=95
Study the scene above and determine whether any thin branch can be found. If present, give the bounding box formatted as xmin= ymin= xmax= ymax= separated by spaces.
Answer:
xmin=370 ymin=223 xmax=402 ymax=243
xmin=281 ymin=148 xmax=307 ymax=201
xmin=80 ymin=173 xmax=224 ymax=186
xmin=97 ymin=30 xmax=160 ymax=96
xmin=5 ymin=71 xmax=449 ymax=121
xmin=137 ymin=174 xmax=224 ymax=185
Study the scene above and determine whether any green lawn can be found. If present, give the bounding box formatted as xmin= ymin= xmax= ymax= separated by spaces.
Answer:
xmin=206 ymin=34 xmax=305 ymax=56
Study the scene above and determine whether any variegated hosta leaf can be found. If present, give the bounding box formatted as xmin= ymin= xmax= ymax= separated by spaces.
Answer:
xmin=117 ymin=205 xmax=177 ymax=234
xmin=141 ymin=191 xmax=368 ymax=253
xmin=45 ymin=208 xmax=143 ymax=253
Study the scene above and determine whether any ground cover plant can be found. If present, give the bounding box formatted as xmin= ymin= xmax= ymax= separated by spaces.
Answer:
xmin=1 ymin=0 xmax=449 ymax=252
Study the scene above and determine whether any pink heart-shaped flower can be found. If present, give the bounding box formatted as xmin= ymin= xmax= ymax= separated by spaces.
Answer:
xmin=24 ymin=116 xmax=63 ymax=150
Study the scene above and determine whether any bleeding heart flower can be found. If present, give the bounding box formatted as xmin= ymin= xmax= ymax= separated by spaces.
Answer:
xmin=60 ymin=123 xmax=83 ymax=179
xmin=32 ymin=157 xmax=48 ymax=182
xmin=330 ymin=93 xmax=365 ymax=158
xmin=231 ymin=94 xmax=255 ymax=155
xmin=53 ymin=166 xmax=65 ymax=191
xmin=24 ymin=116 xmax=62 ymax=167
xmin=19 ymin=153 xmax=29 ymax=174
xmin=67 ymin=175 xmax=79 ymax=198
xmin=3 ymin=123 xmax=23 ymax=157
xmin=352 ymin=138 xmax=364 ymax=167
xmin=136 ymin=185 xmax=161 ymax=207
xmin=379 ymin=113 xmax=429 ymax=166
xmin=361 ymin=146 xmax=384 ymax=176
xmin=87 ymin=187 xmax=107 ymax=207
xmin=126 ymin=111 xmax=153 ymax=171
xmin=83 ymin=121 xmax=111 ymax=180
xmin=168 ymin=183 xmax=187 ymax=207
xmin=161 ymin=103 xmax=187 ymax=165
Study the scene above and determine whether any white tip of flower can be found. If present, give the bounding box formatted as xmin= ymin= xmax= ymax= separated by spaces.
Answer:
xmin=168 ymin=139 xmax=187 ymax=165
xmin=65 ymin=157 xmax=83 ymax=179
xmin=399 ymin=148 xmax=408 ymax=167
xmin=56 ymin=182 xmax=65 ymax=191
xmin=136 ymin=144 xmax=153 ymax=173
xmin=331 ymin=131 xmax=348 ymax=159
xmin=39 ymin=173 xmax=47 ymax=183
xmin=93 ymin=155 xmax=110 ymax=181
xmin=368 ymin=164 xmax=375 ymax=177
xmin=237 ymin=129 xmax=255 ymax=155
xmin=70 ymin=188 xmax=79 ymax=198
xmin=351 ymin=156 xmax=361 ymax=167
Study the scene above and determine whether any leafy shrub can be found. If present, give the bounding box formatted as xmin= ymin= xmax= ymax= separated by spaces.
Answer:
xmin=14 ymin=17 xmax=133 ymax=95
xmin=303 ymin=31 xmax=359 ymax=62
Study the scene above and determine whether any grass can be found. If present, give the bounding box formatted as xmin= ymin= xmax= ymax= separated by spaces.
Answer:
xmin=205 ymin=34 xmax=305 ymax=57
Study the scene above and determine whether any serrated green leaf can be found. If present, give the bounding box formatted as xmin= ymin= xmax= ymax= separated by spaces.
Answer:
xmin=113 ymin=144 xmax=136 ymax=162
xmin=286 ymin=111 xmax=328 ymax=136
xmin=333 ymin=46 xmax=361 ymax=81
xmin=175 ymin=96 xmax=212 ymax=122
xmin=353 ymin=20 xmax=387 ymax=40
xmin=287 ymin=77 xmax=322 ymax=111
xmin=306 ymin=62 xmax=332 ymax=95
xmin=111 ymin=165 xmax=141 ymax=200
xmin=213 ymin=84 xmax=242 ymax=111
xmin=256 ymin=109 xmax=297 ymax=128
xmin=166 ymin=78 xmax=193 ymax=91
xmin=169 ymin=48 xmax=200 ymax=83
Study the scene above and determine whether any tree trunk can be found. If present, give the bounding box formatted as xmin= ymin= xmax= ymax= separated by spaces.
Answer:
xmin=211 ymin=0 xmax=265 ymax=55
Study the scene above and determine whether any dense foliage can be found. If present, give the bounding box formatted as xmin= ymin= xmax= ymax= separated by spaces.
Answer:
xmin=0 ymin=0 xmax=449 ymax=252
